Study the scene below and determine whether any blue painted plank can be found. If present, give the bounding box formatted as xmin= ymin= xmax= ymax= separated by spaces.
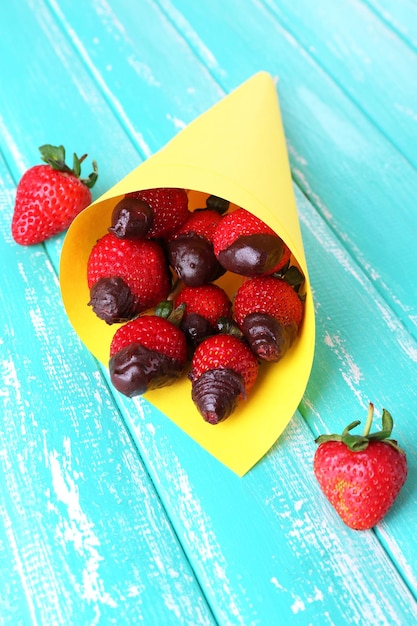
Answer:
xmin=365 ymin=0 xmax=417 ymax=51
xmin=261 ymin=0 xmax=417 ymax=169
xmin=46 ymin=0 xmax=224 ymax=158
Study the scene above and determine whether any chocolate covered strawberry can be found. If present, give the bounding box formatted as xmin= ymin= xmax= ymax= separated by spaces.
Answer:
xmin=12 ymin=144 xmax=98 ymax=245
xmin=109 ymin=314 xmax=187 ymax=397
xmin=189 ymin=334 xmax=258 ymax=424
xmin=205 ymin=194 xmax=230 ymax=214
xmin=213 ymin=208 xmax=287 ymax=276
xmin=314 ymin=403 xmax=408 ymax=530
xmin=234 ymin=276 xmax=304 ymax=361
xmin=109 ymin=196 xmax=154 ymax=239
xmin=174 ymin=283 xmax=232 ymax=346
xmin=126 ymin=187 xmax=190 ymax=239
xmin=87 ymin=232 xmax=171 ymax=323
xmin=167 ymin=208 xmax=225 ymax=286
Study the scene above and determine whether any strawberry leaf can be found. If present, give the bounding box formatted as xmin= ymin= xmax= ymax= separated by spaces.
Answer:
xmin=81 ymin=159 xmax=99 ymax=189
xmin=315 ymin=404 xmax=405 ymax=454
xmin=155 ymin=300 xmax=174 ymax=319
xmin=37 ymin=144 xmax=98 ymax=188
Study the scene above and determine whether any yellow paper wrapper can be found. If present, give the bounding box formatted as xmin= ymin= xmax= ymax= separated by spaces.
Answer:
xmin=60 ymin=71 xmax=315 ymax=476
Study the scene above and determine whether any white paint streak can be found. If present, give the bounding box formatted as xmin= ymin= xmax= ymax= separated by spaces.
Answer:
xmin=47 ymin=0 xmax=152 ymax=157
xmin=378 ymin=527 xmax=417 ymax=592
xmin=169 ymin=462 xmax=246 ymax=624
xmin=127 ymin=55 xmax=161 ymax=87
xmin=299 ymin=198 xmax=417 ymax=362
xmin=270 ymin=576 xmax=286 ymax=591
xmin=157 ymin=0 xmax=223 ymax=72
xmin=48 ymin=439 xmax=117 ymax=609
xmin=0 ymin=115 xmax=27 ymax=174
xmin=323 ymin=331 xmax=364 ymax=402
xmin=374 ymin=299 xmax=417 ymax=363
xmin=394 ymin=102 xmax=417 ymax=122
xmin=294 ymin=499 xmax=305 ymax=513
xmin=166 ymin=113 xmax=187 ymax=130
xmin=287 ymin=143 xmax=308 ymax=166
xmin=0 ymin=507 xmax=39 ymax=625
xmin=294 ymin=168 xmax=335 ymax=223
xmin=291 ymin=595 xmax=305 ymax=613
xmin=1 ymin=356 xmax=22 ymax=405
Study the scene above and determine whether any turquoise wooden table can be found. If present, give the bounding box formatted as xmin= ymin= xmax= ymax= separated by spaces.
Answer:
xmin=1 ymin=1 xmax=417 ymax=624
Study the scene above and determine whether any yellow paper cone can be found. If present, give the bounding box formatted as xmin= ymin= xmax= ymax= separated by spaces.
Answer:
xmin=60 ymin=71 xmax=315 ymax=476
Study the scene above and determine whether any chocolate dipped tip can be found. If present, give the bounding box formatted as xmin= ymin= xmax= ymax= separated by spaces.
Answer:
xmin=109 ymin=196 xmax=153 ymax=239
xmin=217 ymin=233 xmax=284 ymax=276
xmin=242 ymin=312 xmax=297 ymax=362
xmin=205 ymin=194 xmax=230 ymax=214
xmin=181 ymin=312 xmax=216 ymax=348
xmin=88 ymin=276 xmax=138 ymax=324
xmin=191 ymin=368 xmax=245 ymax=424
xmin=109 ymin=342 xmax=185 ymax=397
xmin=168 ymin=233 xmax=225 ymax=286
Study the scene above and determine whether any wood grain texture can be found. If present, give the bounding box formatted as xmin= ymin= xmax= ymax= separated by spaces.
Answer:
xmin=365 ymin=0 xmax=417 ymax=51
xmin=262 ymin=0 xmax=417 ymax=168
xmin=1 ymin=0 xmax=417 ymax=624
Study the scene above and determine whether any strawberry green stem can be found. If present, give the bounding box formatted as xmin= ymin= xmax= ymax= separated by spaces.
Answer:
xmin=39 ymin=144 xmax=98 ymax=188
xmin=362 ymin=402 xmax=375 ymax=437
xmin=315 ymin=402 xmax=404 ymax=454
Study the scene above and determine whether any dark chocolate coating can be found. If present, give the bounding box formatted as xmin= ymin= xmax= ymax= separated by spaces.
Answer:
xmin=181 ymin=312 xmax=216 ymax=348
xmin=109 ymin=342 xmax=184 ymax=397
xmin=242 ymin=312 xmax=297 ymax=362
xmin=217 ymin=233 xmax=284 ymax=276
xmin=109 ymin=197 xmax=153 ymax=239
xmin=168 ymin=233 xmax=225 ymax=286
xmin=191 ymin=368 xmax=245 ymax=424
xmin=205 ymin=195 xmax=230 ymax=214
xmin=88 ymin=276 xmax=138 ymax=324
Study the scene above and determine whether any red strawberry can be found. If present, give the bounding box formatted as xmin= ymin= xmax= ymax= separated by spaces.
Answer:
xmin=126 ymin=187 xmax=189 ymax=239
xmin=87 ymin=232 xmax=171 ymax=323
xmin=167 ymin=209 xmax=225 ymax=286
xmin=189 ymin=334 xmax=258 ymax=424
xmin=174 ymin=283 xmax=232 ymax=346
xmin=109 ymin=314 xmax=187 ymax=397
xmin=213 ymin=208 xmax=286 ymax=276
xmin=314 ymin=403 xmax=408 ymax=530
xmin=234 ymin=276 xmax=304 ymax=361
xmin=12 ymin=144 xmax=97 ymax=245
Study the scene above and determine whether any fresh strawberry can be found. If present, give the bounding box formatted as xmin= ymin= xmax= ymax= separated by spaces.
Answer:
xmin=12 ymin=144 xmax=98 ymax=245
xmin=167 ymin=208 xmax=225 ymax=286
xmin=314 ymin=403 xmax=408 ymax=530
xmin=87 ymin=232 xmax=171 ymax=323
xmin=213 ymin=207 xmax=287 ymax=276
xmin=174 ymin=283 xmax=232 ymax=346
xmin=109 ymin=314 xmax=187 ymax=397
xmin=189 ymin=334 xmax=258 ymax=424
xmin=234 ymin=276 xmax=304 ymax=361
xmin=126 ymin=187 xmax=190 ymax=239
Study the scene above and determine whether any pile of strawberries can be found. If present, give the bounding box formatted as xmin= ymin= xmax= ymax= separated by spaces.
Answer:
xmin=86 ymin=187 xmax=305 ymax=425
